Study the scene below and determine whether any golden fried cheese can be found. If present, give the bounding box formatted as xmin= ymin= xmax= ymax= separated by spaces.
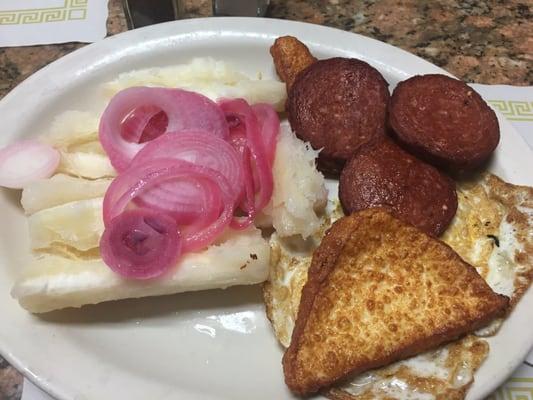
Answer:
xmin=264 ymin=173 xmax=533 ymax=399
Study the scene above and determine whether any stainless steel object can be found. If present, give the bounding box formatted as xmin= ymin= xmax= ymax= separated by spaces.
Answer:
xmin=213 ymin=0 xmax=270 ymax=17
xmin=123 ymin=0 xmax=270 ymax=29
xmin=123 ymin=0 xmax=182 ymax=28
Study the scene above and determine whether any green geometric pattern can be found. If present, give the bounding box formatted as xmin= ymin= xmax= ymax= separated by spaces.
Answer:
xmin=0 ymin=0 xmax=87 ymax=25
xmin=488 ymin=100 xmax=533 ymax=121
xmin=486 ymin=377 xmax=533 ymax=400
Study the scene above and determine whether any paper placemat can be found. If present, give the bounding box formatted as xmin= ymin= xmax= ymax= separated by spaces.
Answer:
xmin=472 ymin=84 xmax=533 ymax=399
xmin=0 ymin=0 xmax=108 ymax=47
xmin=20 ymin=84 xmax=533 ymax=399
xmin=474 ymin=84 xmax=533 ymax=150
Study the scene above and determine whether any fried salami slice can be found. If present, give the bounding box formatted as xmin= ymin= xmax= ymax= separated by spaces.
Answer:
xmin=339 ymin=139 xmax=457 ymax=236
xmin=389 ymin=74 xmax=500 ymax=171
xmin=288 ymin=57 xmax=390 ymax=175
xmin=270 ymin=36 xmax=317 ymax=91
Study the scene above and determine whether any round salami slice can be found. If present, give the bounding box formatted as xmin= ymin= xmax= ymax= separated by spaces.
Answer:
xmin=339 ymin=139 xmax=457 ymax=236
xmin=288 ymin=57 xmax=390 ymax=175
xmin=389 ymin=74 xmax=499 ymax=171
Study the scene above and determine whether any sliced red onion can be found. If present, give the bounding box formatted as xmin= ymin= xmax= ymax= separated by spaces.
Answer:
xmin=102 ymin=158 xmax=234 ymax=252
xmin=104 ymin=158 xmax=218 ymax=224
xmin=100 ymin=208 xmax=181 ymax=280
xmin=139 ymin=111 xmax=168 ymax=143
xmin=134 ymin=176 xmax=223 ymax=226
xmin=230 ymin=146 xmax=255 ymax=229
xmin=120 ymin=105 xmax=168 ymax=144
xmin=0 ymin=140 xmax=60 ymax=189
xmin=222 ymin=112 xmax=255 ymax=229
xmin=131 ymin=131 xmax=244 ymax=204
xmin=98 ymin=92 xmax=281 ymax=278
xmin=252 ymin=103 xmax=280 ymax=165
xmin=99 ymin=87 xmax=229 ymax=171
xmin=219 ymin=99 xmax=274 ymax=228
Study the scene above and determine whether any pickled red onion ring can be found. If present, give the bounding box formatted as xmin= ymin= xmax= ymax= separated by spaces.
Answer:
xmin=99 ymin=87 xmax=229 ymax=171
xmin=103 ymin=158 xmax=226 ymax=224
xmin=131 ymin=131 xmax=244 ymax=202
xmin=251 ymin=103 xmax=280 ymax=165
xmin=223 ymin=115 xmax=255 ymax=229
xmin=134 ymin=175 xmax=224 ymax=227
xmin=230 ymin=146 xmax=255 ymax=230
xmin=99 ymin=90 xmax=281 ymax=278
xmin=0 ymin=140 xmax=60 ymax=189
xmin=139 ymin=111 xmax=168 ymax=143
xmin=219 ymin=99 xmax=274 ymax=227
xmin=120 ymin=105 xmax=168 ymax=144
xmin=102 ymin=158 xmax=234 ymax=252
xmin=100 ymin=208 xmax=181 ymax=280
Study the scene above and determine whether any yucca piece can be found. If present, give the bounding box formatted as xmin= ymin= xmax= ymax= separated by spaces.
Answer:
xmin=28 ymin=198 xmax=104 ymax=251
xmin=22 ymin=174 xmax=111 ymax=215
xmin=105 ymin=57 xmax=287 ymax=112
xmin=42 ymin=110 xmax=99 ymax=149
xmin=12 ymin=227 xmax=269 ymax=313
xmin=57 ymin=151 xmax=116 ymax=179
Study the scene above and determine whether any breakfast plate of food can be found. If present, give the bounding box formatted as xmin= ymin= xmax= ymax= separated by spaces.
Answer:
xmin=0 ymin=17 xmax=531 ymax=400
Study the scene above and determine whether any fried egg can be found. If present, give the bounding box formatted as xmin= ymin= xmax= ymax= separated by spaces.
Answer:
xmin=327 ymin=335 xmax=488 ymax=400
xmin=264 ymin=172 xmax=533 ymax=399
xmin=442 ymin=173 xmax=533 ymax=308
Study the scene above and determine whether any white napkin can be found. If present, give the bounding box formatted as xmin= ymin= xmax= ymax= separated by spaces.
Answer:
xmin=0 ymin=0 xmax=108 ymax=47
xmin=21 ymin=380 xmax=54 ymax=400
xmin=20 ymin=84 xmax=533 ymax=399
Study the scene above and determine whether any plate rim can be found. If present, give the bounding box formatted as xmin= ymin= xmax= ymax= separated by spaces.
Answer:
xmin=0 ymin=16 xmax=532 ymax=400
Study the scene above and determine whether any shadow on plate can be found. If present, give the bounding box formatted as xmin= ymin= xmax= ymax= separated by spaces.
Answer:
xmin=1 ymin=188 xmax=22 ymax=208
xmin=36 ymin=284 xmax=265 ymax=325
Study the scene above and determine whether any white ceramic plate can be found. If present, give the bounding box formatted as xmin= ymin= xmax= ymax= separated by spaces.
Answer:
xmin=0 ymin=18 xmax=532 ymax=400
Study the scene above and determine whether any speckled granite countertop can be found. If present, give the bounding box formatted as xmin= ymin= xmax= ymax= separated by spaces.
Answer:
xmin=1 ymin=0 xmax=532 ymax=101
xmin=0 ymin=0 xmax=531 ymax=398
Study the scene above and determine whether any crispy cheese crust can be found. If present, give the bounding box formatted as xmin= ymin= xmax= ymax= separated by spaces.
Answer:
xmin=282 ymin=209 xmax=509 ymax=395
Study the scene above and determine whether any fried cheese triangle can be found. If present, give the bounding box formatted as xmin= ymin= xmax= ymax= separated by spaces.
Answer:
xmin=282 ymin=208 xmax=509 ymax=395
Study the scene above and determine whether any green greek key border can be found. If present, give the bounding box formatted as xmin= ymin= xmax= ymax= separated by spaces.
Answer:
xmin=488 ymin=100 xmax=533 ymax=122
xmin=486 ymin=377 xmax=533 ymax=400
xmin=0 ymin=0 xmax=87 ymax=25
